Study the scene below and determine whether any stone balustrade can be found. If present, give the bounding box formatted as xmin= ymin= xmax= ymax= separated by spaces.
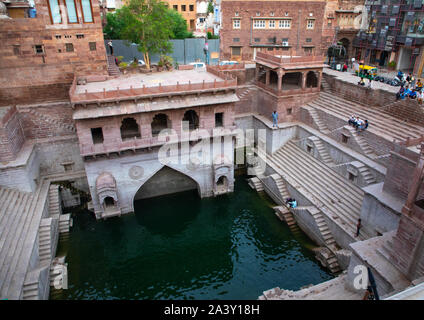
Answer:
xmin=80 ymin=126 xmax=238 ymax=157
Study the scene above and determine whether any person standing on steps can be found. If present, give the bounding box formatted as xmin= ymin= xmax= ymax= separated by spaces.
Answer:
xmin=108 ymin=40 xmax=113 ymax=55
xmin=356 ymin=218 xmax=362 ymax=237
xmin=272 ymin=110 xmax=278 ymax=129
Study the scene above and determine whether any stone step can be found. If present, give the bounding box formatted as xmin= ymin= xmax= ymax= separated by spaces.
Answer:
xmin=0 ymin=189 xmax=21 ymax=228
xmin=264 ymin=143 xmax=370 ymax=240
xmin=275 ymin=144 xmax=363 ymax=209
xmin=320 ymin=91 xmax=424 ymax=134
xmin=314 ymin=93 xmax=424 ymax=140
xmin=0 ymin=180 xmax=49 ymax=299
xmin=311 ymin=99 xmax=412 ymax=142
xmin=273 ymin=153 xmax=362 ymax=228
xmin=0 ymin=192 xmax=33 ymax=271
xmin=343 ymin=126 xmax=378 ymax=157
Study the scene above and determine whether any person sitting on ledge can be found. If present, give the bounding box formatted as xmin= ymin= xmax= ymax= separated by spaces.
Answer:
xmin=409 ymin=88 xmax=417 ymax=100
xmin=358 ymin=119 xmax=368 ymax=132
xmin=416 ymin=79 xmax=423 ymax=91
xmin=286 ymin=198 xmax=297 ymax=208
xmin=418 ymin=90 xmax=423 ymax=105
xmin=348 ymin=114 xmax=356 ymax=126
xmin=396 ymin=86 xmax=405 ymax=101
xmin=355 ymin=118 xmax=364 ymax=131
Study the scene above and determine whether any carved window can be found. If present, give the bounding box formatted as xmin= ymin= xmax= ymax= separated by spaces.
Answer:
xmin=91 ymin=128 xmax=104 ymax=144
xmin=215 ymin=113 xmax=223 ymax=127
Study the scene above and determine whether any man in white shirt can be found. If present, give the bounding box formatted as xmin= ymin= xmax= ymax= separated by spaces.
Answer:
xmin=108 ymin=41 xmax=113 ymax=55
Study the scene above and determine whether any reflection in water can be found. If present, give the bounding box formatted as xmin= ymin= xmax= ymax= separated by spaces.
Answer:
xmin=52 ymin=176 xmax=333 ymax=300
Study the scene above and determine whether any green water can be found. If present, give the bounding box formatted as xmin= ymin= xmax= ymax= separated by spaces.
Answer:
xmin=52 ymin=176 xmax=333 ymax=300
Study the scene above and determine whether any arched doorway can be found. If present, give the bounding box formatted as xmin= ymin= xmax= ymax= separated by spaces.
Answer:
xmin=306 ymin=71 xmax=318 ymax=88
xmin=151 ymin=113 xmax=171 ymax=136
xmin=134 ymin=166 xmax=200 ymax=202
xmin=182 ymin=110 xmax=199 ymax=131
xmin=120 ymin=117 xmax=141 ymax=141
xmin=104 ymin=196 xmax=115 ymax=208
xmin=215 ymin=176 xmax=229 ymax=195
xmin=339 ymin=38 xmax=350 ymax=59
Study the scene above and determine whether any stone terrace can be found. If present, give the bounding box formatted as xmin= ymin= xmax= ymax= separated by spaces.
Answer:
xmin=323 ymin=68 xmax=399 ymax=93
xmin=71 ymin=68 xmax=237 ymax=105
xmin=75 ymin=69 xmax=224 ymax=94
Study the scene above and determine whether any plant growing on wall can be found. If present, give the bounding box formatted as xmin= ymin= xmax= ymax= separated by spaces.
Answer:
xmin=117 ymin=0 xmax=174 ymax=70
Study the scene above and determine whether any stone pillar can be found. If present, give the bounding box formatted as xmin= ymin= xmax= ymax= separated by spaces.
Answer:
xmin=302 ymin=71 xmax=307 ymax=90
xmin=317 ymin=71 xmax=323 ymax=90
xmin=255 ymin=65 xmax=260 ymax=81
xmin=277 ymin=68 xmax=284 ymax=92
xmin=265 ymin=70 xmax=270 ymax=86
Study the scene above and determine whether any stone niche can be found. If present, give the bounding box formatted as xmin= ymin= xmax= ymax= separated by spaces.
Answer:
xmin=213 ymin=162 xmax=234 ymax=196
xmin=95 ymin=172 xmax=121 ymax=219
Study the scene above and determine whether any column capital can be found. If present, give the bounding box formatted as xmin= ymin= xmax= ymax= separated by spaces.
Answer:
xmin=277 ymin=68 xmax=284 ymax=78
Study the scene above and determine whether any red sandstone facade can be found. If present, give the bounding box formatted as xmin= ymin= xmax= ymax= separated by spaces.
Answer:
xmin=254 ymin=50 xmax=325 ymax=122
xmin=219 ymin=0 xmax=329 ymax=61
xmin=388 ymin=143 xmax=424 ymax=281
xmin=0 ymin=0 xmax=108 ymax=106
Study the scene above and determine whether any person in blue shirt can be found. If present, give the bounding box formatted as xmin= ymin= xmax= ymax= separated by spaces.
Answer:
xmin=272 ymin=110 xmax=278 ymax=128
xmin=409 ymin=89 xmax=417 ymax=99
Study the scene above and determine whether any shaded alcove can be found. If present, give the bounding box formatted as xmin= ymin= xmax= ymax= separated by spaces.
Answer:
xmin=151 ymin=113 xmax=172 ymax=136
xmin=121 ymin=117 xmax=141 ymax=140
xmin=134 ymin=166 xmax=200 ymax=201
xmin=282 ymin=72 xmax=302 ymax=90
xmin=306 ymin=71 xmax=318 ymax=88
xmin=182 ymin=110 xmax=199 ymax=131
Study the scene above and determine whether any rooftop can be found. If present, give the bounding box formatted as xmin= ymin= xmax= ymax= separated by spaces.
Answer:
xmin=255 ymin=51 xmax=326 ymax=70
xmin=71 ymin=68 xmax=237 ymax=105
xmin=75 ymin=69 xmax=224 ymax=95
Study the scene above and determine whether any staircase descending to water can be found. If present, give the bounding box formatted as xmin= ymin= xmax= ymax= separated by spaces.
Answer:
xmin=265 ymin=140 xmax=369 ymax=240
xmin=0 ymin=180 xmax=50 ymax=300
xmin=259 ymin=274 xmax=362 ymax=300
xmin=273 ymin=206 xmax=302 ymax=235
xmin=247 ymin=176 xmax=264 ymax=192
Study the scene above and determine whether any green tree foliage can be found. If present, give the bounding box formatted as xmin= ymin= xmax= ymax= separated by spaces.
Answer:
xmin=207 ymin=1 xmax=214 ymax=14
xmin=167 ymin=9 xmax=194 ymax=39
xmin=207 ymin=31 xmax=219 ymax=39
xmin=103 ymin=10 xmax=126 ymax=40
xmin=117 ymin=0 xmax=174 ymax=69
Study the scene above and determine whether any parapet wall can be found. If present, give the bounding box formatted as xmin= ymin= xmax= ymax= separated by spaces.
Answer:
xmin=383 ymin=146 xmax=424 ymax=202
xmin=17 ymin=101 xmax=75 ymax=140
xmin=0 ymin=106 xmax=25 ymax=161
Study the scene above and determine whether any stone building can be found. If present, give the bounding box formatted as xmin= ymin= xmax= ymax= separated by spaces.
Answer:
xmin=219 ymin=0 xmax=330 ymax=61
xmin=0 ymin=0 xmax=108 ymax=105
xmin=353 ymin=0 xmax=424 ymax=75
xmin=70 ymin=67 xmax=238 ymax=219
xmin=254 ymin=50 xmax=324 ymax=121
xmin=333 ymin=0 xmax=364 ymax=60
xmin=165 ymin=0 xmax=197 ymax=30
